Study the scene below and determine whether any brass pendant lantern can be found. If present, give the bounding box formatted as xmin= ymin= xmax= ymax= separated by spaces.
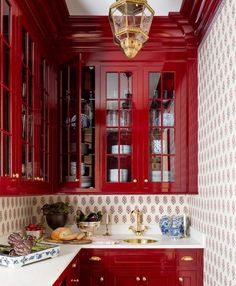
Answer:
xmin=109 ymin=0 xmax=155 ymax=59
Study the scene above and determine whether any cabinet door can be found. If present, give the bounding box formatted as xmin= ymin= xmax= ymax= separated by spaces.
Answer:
xmin=110 ymin=269 xmax=138 ymax=286
xmin=101 ymin=66 xmax=140 ymax=192
xmin=80 ymin=270 xmax=107 ymax=286
xmin=143 ymin=65 xmax=187 ymax=193
xmin=177 ymin=271 xmax=198 ymax=286
xmin=142 ymin=271 xmax=176 ymax=286
xmin=58 ymin=59 xmax=96 ymax=191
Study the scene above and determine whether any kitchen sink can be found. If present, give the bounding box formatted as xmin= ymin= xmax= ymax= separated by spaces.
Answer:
xmin=123 ymin=238 xmax=158 ymax=244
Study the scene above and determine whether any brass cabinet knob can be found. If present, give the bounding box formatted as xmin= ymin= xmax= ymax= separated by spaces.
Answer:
xmin=181 ymin=256 xmax=194 ymax=261
xmin=133 ymin=179 xmax=137 ymax=183
xmin=89 ymin=256 xmax=102 ymax=261
xmin=75 ymin=178 xmax=79 ymax=182
xmin=142 ymin=277 xmax=147 ymax=282
xmin=72 ymin=263 xmax=77 ymax=268
xmin=136 ymin=277 xmax=140 ymax=282
xmin=144 ymin=179 xmax=148 ymax=183
xmin=100 ymin=277 xmax=104 ymax=282
xmin=179 ymin=277 xmax=184 ymax=282
xmin=12 ymin=173 xmax=16 ymax=178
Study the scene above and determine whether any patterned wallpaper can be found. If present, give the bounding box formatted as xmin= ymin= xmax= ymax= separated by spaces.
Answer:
xmin=188 ymin=0 xmax=236 ymax=286
xmin=31 ymin=195 xmax=189 ymax=226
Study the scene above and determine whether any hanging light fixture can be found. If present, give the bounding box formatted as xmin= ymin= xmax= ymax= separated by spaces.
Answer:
xmin=109 ymin=0 xmax=155 ymax=59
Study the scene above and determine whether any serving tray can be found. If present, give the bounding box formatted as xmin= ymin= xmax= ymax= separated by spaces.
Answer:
xmin=0 ymin=243 xmax=60 ymax=268
xmin=44 ymin=237 xmax=92 ymax=244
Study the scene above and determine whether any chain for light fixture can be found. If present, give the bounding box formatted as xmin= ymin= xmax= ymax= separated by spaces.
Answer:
xmin=109 ymin=0 xmax=155 ymax=59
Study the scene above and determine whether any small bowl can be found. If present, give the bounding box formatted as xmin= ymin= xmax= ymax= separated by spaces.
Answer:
xmin=78 ymin=221 xmax=101 ymax=237
xmin=26 ymin=230 xmax=44 ymax=239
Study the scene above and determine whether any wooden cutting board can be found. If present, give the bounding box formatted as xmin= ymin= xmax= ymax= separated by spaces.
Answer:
xmin=44 ymin=237 xmax=92 ymax=244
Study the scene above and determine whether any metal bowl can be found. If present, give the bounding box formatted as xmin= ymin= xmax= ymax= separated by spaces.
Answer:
xmin=78 ymin=221 xmax=101 ymax=237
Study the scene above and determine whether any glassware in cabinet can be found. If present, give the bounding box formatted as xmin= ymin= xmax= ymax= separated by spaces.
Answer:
xmin=148 ymin=72 xmax=175 ymax=183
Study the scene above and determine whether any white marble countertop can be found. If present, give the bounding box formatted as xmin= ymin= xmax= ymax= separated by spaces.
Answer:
xmin=0 ymin=227 xmax=205 ymax=286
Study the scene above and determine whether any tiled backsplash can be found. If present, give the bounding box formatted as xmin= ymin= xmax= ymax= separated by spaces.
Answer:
xmin=0 ymin=195 xmax=189 ymax=235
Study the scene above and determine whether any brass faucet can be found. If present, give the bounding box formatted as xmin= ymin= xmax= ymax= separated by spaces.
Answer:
xmin=129 ymin=209 xmax=147 ymax=236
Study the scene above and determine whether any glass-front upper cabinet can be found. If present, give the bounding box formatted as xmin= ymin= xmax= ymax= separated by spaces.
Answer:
xmin=0 ymin=0 xmax=12 ymax=178
xmin=59 ymin=59 xmax=96 ymax=190
xmin=101 ymin=67 xmax=138 ymax=192
xmin=101 ymin=66 xmax=183 ymax=193
xmin=21 ymin=28 xmax=35 ymax=180
xmin=39 ymin=59 xmax=50 ymax=182
xmin=148 ymin=72 xmax=175 ymax=183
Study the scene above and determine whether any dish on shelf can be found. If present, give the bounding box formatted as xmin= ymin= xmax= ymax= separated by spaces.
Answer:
xmin=81 ymin=176 xmax=92 ymax=187
xmin=109 ymin=169 xmax=128 ymax=182
xmin=111 ymin=145 xmax=131 ymax=154
xmin=66 ymin=114 xmax=90 ymax=128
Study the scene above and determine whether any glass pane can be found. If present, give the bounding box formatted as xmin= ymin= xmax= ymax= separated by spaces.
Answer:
xmin=28 ymin=111 xmax=33 ymax=143
xmin=22 ymin=29 xmax=27 ymax=65
xmin=22 ymin=144 xmax=26 ymax=178
xmin=107 ymin=73 xmax=118 ymax=99
xmin=120 ymin=109 xmax=131 ymax=126
xmin=28 ymin=37 xmax=33 ymax=71
xmin=150 ymin=128 xmax=161 ymax=154
xmin=3 ymin=0 xmax=10 ymax=43
xmin=22 ymin=104 xmax=26 ymax=140
xmin=3 ymin=89 xmax=10 ymax=131
xmin=163 ymin=100 xmax=174 ymax=126
xmin=163 ymin=128 xmax=175 ymax=154
xmin=107 ymin=110 xmax=118 ymax=126
xmin=149 ymin=72 xmax=161 ymax=99
xmin=163 ymin=156 xmax=174 ymax=182
xmin=22 ymin=67 xmax=27 ymax=100
xmin=120 ymin=72 xmax=132 ymax=99
xmin=163 ymin=73 xmax=174 ymax=99
xmin=28 ymin=75 xmax=32 ymax=108
xmin=28 ymin=146 xmax=33 ymax=179
xmin=149 ymin=156 xmax=161 ymax=182
xmin=3 ymin=44 xmax=10 ymax=87
xmin=107 ymin=156 xmax=118 ymax=182
xmin=149 ymin=100 xmax=161 ymax=126
xmin=107 ymin=100 xmax=118 ymax=111
xmin=3 ymin=135 xmax=11 ymax=176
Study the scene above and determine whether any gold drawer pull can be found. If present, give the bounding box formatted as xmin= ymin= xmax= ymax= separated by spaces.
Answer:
xmin=89 ymin=256 xmax=102 ymax=261
xmin=72 ymin=263 xmax=77 ymax=268
xmin=179 ymin=277 xmax=184 ymax=282
xmin=181 ymin=256 xmax=194 ymax=261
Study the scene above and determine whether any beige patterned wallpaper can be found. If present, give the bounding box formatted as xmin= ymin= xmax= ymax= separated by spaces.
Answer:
xmin=188 ymin=0 xmax=236 ymax=285
xmin=0 ymin=195 xmax=189 ymax=236
xmin=0 ymin=197 xmax=33 ymax=235
xmin=31 ymin=195 xmax=189 ymax=226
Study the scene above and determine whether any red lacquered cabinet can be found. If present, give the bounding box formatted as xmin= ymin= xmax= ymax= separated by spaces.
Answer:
xmin=53 ymin=254 xmax=80 ymax=286
xmin=79 ymin=248 xmax=203 ymax=286
xmin=101 ymin=63 xmax=189 ymax=194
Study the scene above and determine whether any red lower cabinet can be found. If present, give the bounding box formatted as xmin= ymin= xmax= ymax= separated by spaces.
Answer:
xmin=53 ymin=255 xmax=80 ymax=286
xmin=79 ymin=249 xmax=203 ymax=286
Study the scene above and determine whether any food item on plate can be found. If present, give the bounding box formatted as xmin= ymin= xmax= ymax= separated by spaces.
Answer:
xmin=51 ymin=227 xmax=78 ymax=241
xmin=7 ymin=232 xmax=33 ymax=256
xmin=76 ymin=233 xmax=85 ymax=240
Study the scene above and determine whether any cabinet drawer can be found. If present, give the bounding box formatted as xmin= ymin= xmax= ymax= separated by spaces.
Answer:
xmin=80 ymin=249 xmax=108 ymax=268
xmin=110 ymin=249 xmax=175 ymax=269
xmin=176 ymin=249 xmax=203 ymax=268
